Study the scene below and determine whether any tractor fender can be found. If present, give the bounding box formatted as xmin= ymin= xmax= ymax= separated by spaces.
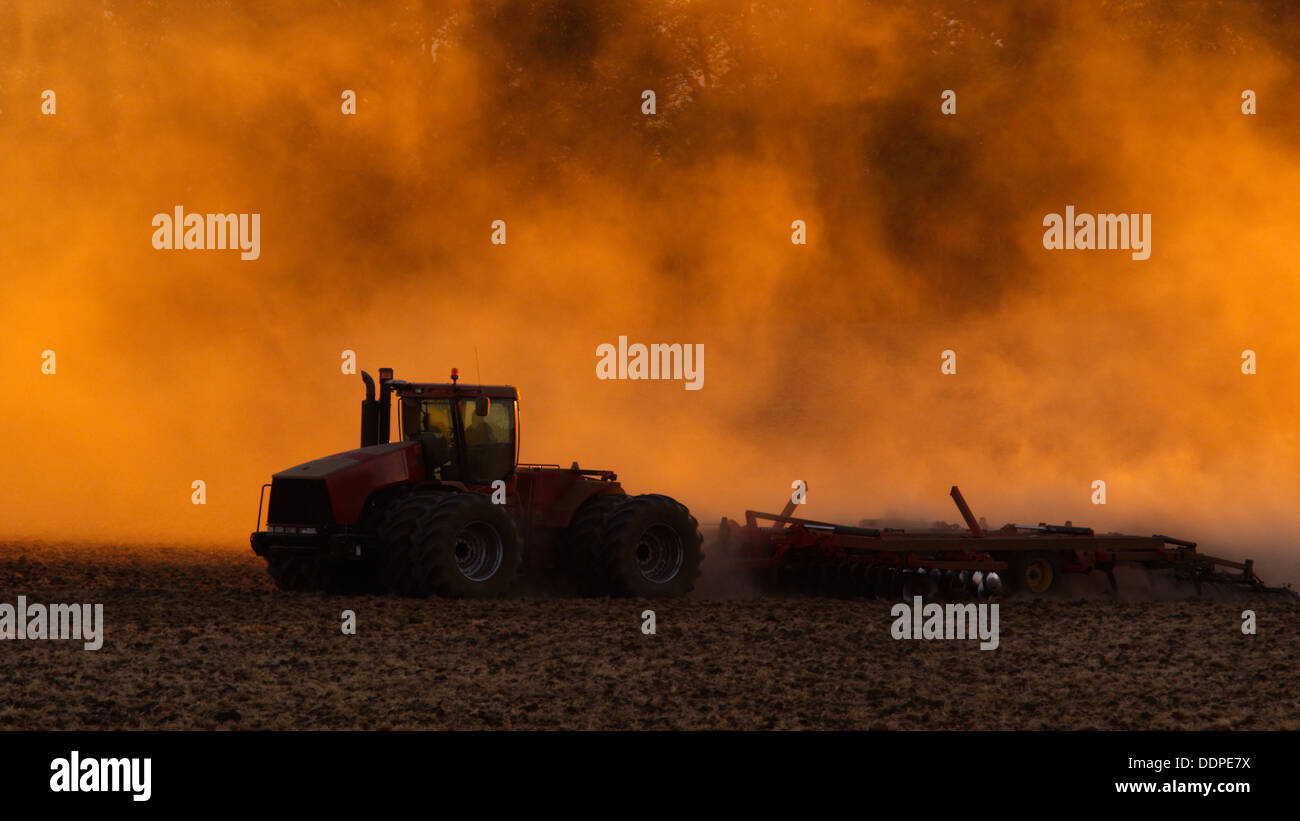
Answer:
xmin=552 ymin=480 xmax=624 ymax=528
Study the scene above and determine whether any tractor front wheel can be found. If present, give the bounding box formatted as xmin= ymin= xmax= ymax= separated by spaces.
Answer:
xmin=267 ymin=553 xmax=328 ymax=592
xmin=378 ymin=489 xmax=446 ymax=596
xmin=407 ymin=493 xmax=523 ymax=598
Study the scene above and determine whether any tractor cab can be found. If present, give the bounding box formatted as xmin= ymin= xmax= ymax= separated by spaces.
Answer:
xmin=364 ymin=367 xmax=519 ymax=486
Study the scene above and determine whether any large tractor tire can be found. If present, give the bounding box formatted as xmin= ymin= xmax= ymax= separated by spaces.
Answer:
xmin=561 ymin=492 xmax=627 ymax=594
xmin=267 ymin=553 xmax=328 ymax=592
xmin=596 ymin=494 xmax=703 ymax=598
xmin=377 ymin=489 xmax=446 ymax=596
xmin=407 ymin=492 xmax=523 ymax=598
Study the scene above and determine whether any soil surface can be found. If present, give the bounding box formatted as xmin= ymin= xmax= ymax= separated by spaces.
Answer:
xmin=1 ymin=541 xmax=1296 ymax=730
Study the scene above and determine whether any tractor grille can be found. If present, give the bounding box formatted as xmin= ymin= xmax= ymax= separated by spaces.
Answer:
xmin=267 ymin=477 xmax=334 ymax=526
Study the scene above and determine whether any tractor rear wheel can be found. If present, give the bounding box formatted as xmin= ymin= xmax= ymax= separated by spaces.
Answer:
xmin=267 ymin=553 xmax=327 ymax=592
xmin=407 ymin=493 xmax=522 ymax=598
xmin=561 ymin=492 xmax=627 ymax=594
xmin=596 ymin=494 xmax=703 ymax=597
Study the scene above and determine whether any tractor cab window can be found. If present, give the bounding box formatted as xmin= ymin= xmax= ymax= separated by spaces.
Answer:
xmin=402 ymin=398 xmax=461 ymax=482
xmin=400 ymin=396 xmax=516 ymax=484
xmin=460 ymin=398 xmax=516 ymax=484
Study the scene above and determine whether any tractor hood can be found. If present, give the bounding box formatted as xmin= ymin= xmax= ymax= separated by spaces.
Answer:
xmin=273 ymin=441 xmax=423 ymax=479
xmin=269 ymin=441 xmax=425 ymax=526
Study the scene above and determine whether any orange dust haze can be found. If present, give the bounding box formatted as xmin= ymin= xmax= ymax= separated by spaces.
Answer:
xmin=2 ymin=1 xmax=1298 ymax=583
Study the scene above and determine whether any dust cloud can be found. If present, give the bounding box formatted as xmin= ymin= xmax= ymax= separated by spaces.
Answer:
xmin=1 ymin=2 xmax=1297 ymax=584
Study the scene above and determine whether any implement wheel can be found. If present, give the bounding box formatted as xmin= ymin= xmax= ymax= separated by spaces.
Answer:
xmin=1012 ymin=552 xmax=1061 ymax=595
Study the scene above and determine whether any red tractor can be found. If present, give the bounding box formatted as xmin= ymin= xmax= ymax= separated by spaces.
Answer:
xmin=250 ymin=367 xmax=703 ymax=598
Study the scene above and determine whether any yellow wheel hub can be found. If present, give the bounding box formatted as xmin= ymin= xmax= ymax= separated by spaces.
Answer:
xmin=1024 ymin=558 xmax=1054 ymax=593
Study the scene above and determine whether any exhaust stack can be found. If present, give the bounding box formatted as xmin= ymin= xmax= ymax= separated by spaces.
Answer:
xmin=360 ymin=367 xmax=397 ymax=447
xmin=378 ymin=367 xmax=393 ymax=444
xmin=360 ymin=371 xmax=378 ymax=447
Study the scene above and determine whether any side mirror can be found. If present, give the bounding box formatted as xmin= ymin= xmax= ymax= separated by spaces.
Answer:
xmin=474 ymin=395 xmax=490 ymax=417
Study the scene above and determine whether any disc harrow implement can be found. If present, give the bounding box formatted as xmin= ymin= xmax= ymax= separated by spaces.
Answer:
xmin=713 ymin=486 xmax=1295 ymax=600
